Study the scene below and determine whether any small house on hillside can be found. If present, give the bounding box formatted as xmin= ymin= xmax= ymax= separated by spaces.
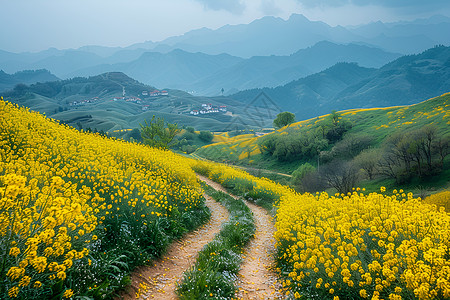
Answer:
xmin=202 ymin=103 xmax=212 ymax=110
xmin=150 ymin=90 xmax=160 ymax=97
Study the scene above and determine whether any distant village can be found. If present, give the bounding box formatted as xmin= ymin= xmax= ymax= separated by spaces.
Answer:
xmin=67 ymin=89 xmax=229 ymax=117
xmin=68 ymin=89 xmax=169 ymax=109
xmin=190 ymin=103 xmax=227 ymax=115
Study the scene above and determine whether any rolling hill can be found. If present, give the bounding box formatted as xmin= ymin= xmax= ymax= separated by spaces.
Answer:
xmin=67 ymin=49 xmax=244 ymax=92
xmin=188 ymin=41 xmax=399 ymax=95
xmin=1 ymin=72 xmax=277 ymax=132
xmin=0 ymin=69 xmax=59 ymax=92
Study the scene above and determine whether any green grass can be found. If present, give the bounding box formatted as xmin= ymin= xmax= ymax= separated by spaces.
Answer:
xmin=195 ymin=93 xmax=450 ymax=190
xmin=176 ymin=183 xmax=255 ymax=300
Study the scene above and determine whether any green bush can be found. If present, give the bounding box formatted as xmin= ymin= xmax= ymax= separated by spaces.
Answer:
xmin=291 ymin=163 xmax=316 ymax=187
xmin=199 ymin=131 xmax=214 ymax=143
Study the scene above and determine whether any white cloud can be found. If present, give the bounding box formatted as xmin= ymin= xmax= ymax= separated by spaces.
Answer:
xmin=193 ymin=0 xmax=246 ymax=14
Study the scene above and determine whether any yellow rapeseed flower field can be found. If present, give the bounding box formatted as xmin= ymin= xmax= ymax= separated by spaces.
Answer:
xmin=0 ymin=100 xmax=204 ymax=299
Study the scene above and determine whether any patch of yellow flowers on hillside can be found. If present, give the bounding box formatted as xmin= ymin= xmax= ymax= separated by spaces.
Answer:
xmin=0 ymin=99 xmax=202 ymax=298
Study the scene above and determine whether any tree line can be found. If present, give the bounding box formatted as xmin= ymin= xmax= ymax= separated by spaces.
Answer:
xmin=290 ymin=124 xmax=449 ymax=195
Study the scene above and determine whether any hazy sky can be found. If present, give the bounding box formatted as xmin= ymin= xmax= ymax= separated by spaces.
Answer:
xmin=1 ymin=0 xmax=449 ymax=53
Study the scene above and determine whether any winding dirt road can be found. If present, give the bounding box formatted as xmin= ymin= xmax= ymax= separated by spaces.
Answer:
xmin=119 ymin=175 xmax=282 ymax=299
xmin=119 ymin=191 xmax=229 ymax=300
xmin=197 ymin=176 xmax=282 ymax=300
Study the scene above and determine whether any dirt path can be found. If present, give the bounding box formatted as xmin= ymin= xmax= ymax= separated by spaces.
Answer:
xmin=235 ymin=202 xmax=283 ymax=300
xmin=197 ymin=175 xmax=282 ymax=299
xmin=118 ymin=190 xmax=229 ymax=300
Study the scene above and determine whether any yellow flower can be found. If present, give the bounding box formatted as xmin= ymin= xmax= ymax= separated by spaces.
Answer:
xmin=63 ymin=289 xmax=74 ymax=298
xmin=9 ymin=247 xmax=20 ymax=257
xmin=360 ymin=289 xmax=368 ymax=298
xmin=57 ymin=271 xmax=67 ymax=280
xmin=6 ymin=267 xmax=25 ymax=280
xmin=8 ymin=286 xmax=19 ymax=298
xmin=19 ymin=275 xmax=31 ymax=287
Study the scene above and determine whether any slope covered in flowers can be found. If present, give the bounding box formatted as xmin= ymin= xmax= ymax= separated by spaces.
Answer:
xmin=0 ymin=99 xmax=208 ymax=299
xmin=191 ymin=159 xmax=450 ymax=299
xmin=195 ymin=93 xmax=450 ymax=163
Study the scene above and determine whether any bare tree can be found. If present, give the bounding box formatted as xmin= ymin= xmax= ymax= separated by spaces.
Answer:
xmin=420 ymin=125 xmax=437 ymax=170
xmin=434 ymin=135 xmax=450 ymax=166
xmin=354 ymin=148 xmax=380 ymax=180
xmin=321 ymin=160 xmax=359 ymax=195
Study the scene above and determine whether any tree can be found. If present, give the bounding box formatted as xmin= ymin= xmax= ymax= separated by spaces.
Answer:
xmin=324 ymin=111 xmax=352 ymax=143
xmin=199 ymin=130 xmax=214 ymax=143
xmin=321 ymin=160 xmax=359 ymax=195
xmin=291 ymin=163 xmax=316 ymax=187
xmin=140 ymin=115 xmax=181 ymax=149
xmin=434 ymin=135 xmax=450 ymax=166
xmin=354 ymin=148 xmax=380 ymax=180
xmin=273 ymin=111 xmax=295 ymax=129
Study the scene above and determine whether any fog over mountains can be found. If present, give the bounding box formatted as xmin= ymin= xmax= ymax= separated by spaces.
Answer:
xmin=1 ymin=14 xmax=449 ymax=94
xmin=232 ymin=45 xmax=450 ymax=120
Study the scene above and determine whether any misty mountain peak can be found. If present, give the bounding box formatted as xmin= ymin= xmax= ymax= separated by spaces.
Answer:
xmin=288 ymin=13 xmax=310 ymax=23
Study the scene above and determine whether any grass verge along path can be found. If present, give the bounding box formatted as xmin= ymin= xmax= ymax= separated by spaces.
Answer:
xmin=197 ymin=176 xmax=282 ymax=300
xmin=177 ymin=176 xmax=255 ymax=299
xmin=119 ymin=191 xmax=229 ymax=299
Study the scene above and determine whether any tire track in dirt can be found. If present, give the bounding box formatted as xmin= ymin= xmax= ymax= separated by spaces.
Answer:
xmin=197 ymin=175 xmax=282 ymax=299
xmin=235 ymin=201 xmax=283 ymax=300
xmin=118 ymin=187 xmax=229 ymax=300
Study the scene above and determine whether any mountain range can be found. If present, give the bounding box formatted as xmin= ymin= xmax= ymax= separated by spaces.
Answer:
xmin=0 ymin=69 xmax=59 ymax=92
xmin=146 ymin=14 xmax=450 ymax=57
xmin=1 ymin=14 xmax=449 ymax=96
xmin=3 ymin=45 xmax=449 ymax=132
xmin=0 ymin=41 xmax=400 ymax=96
xmin=230 ymin=45 xmax=450 ymax=121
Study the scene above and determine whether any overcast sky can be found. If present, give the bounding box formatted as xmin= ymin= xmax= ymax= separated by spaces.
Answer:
xmin=1 ymin=0 xmax=449 ymax=53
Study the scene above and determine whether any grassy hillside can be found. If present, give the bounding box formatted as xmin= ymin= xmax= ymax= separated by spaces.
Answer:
xmin=195 ymin=93 xmax=450 ymax=191
xmin=1 ymin=72 xmax=276 ymax=132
